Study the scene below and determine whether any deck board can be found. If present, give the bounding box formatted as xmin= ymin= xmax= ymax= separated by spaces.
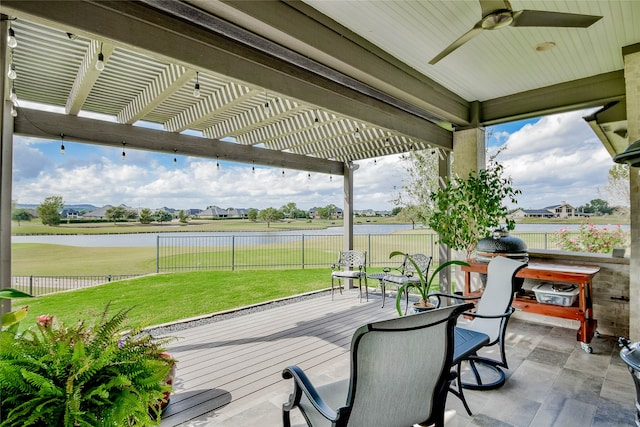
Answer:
xmin=159 ymin=289 xmax=396 ymax=426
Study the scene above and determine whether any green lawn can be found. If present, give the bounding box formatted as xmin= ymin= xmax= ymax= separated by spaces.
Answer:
xmin=12 ymin=269 xmax=333 ymax=330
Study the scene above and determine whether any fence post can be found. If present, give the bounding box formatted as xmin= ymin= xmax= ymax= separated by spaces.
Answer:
xmin=368 ymin=234 xmax=371 ymax=267
xmin=29 ymin=275 xmax=33 ymax=296
xmin=232 ymin=236 xmax=235 ymax=271
xmin=301 ymin=235 xmax=305 ymax=269
xmin=156 ymin=235 xmax=160 ymax=273
xmin=544 ymin=232 xmax=548 ymax=250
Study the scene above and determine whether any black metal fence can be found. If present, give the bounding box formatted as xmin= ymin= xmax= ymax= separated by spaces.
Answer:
xmin=155 ymin=230 xmax=598 ymax=272
xmin=11 ymin=274 xmax=143 ymax=297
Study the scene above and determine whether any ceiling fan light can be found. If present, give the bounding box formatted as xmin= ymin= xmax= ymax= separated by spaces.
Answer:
xmin=535 ymin=41 xmax=556 ymax=52
xmin=481 ymin=11 xmax=513 ymax=30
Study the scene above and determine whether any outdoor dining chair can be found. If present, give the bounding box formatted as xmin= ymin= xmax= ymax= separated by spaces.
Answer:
xmin=429 ymin=255 xmax=526 ymax=415
xmin=380 ymin=253 xmax=432 ymax=312
xmin=282 ymin=302 xmax=474 ymax=427
xmin=330 ymin=250 xmax=368 ymax=302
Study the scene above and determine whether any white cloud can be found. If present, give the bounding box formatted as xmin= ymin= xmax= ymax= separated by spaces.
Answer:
xmin=492 ymin=110 xmax=615 ymax=209
xmin=11 ymin=109 xmax=615 ymax=212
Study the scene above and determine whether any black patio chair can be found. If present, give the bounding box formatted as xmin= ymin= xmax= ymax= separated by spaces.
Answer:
xmin=282 ymin=302 xmax=474 ymax=427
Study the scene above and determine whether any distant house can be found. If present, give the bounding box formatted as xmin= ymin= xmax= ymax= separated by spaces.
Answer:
xmin=228 ymin=208 xmax=249 ymax=218
xmin=196 ymin=206 xmax=229 ymax=219
xmin=82 ymin=205 xmax=113 ymax=219
xmin=309 ymin=207 xmax=343 ymax=219
xmin=511 ymin=202 xmax=576 ymax=219
xmin=60 ymin=208 xmax=80 ymax=219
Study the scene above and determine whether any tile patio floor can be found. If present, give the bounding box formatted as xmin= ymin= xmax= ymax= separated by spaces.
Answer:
xmin=156 ymin=289 xmax=636 ymax=427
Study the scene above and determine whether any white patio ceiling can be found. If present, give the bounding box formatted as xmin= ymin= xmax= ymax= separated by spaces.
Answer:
xmin=2 ymin=0 xmax=639 ymax=170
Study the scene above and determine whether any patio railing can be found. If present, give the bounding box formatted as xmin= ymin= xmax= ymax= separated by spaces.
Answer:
xmin=155 ymin=230 xmax=596 ymax=272
xmin=11 ymin=274 xmax=143 ymax=297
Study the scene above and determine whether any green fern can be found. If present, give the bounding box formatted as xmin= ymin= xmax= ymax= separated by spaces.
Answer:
xmin=0 ymin=305 xmax=175 ymax=426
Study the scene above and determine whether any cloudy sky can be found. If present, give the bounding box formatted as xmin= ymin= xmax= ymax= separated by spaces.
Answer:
xmin=12 ymin=108 xmax=615 ymax=212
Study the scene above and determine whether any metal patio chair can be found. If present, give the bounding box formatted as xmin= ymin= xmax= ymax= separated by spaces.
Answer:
xmin=429 ymin=255 xmax=526 ymax=415
xmin=282 ymin=303 xmax=474 ymax=427
xmin=381 ymin=253 xmax=432 ymax=312
xmin=330 ymin=250 xmax=368 ymax=302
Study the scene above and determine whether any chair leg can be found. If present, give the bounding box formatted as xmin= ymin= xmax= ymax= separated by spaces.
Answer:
xmin=380 ymin=282 xmax=386 ymax=308
xmin=448 ymin=362 xmax=473 ymax=416
xmin=462 ymin=356 xmax=506 ymax=390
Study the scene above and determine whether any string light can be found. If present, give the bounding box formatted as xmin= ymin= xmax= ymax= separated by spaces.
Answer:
xmin=252 ymin=161 xmax=255 ymax=174
xmin=307 ymin=172 xmax=311 ymax=181
xmin=7 ymin=62 xmax=16 ymax=80
xmin=193 ymin=72 xmax=200 ymax=97
xmin=173 ymin=149 xmax=178 ymax=164
xmin=216 ymin=155 xmax=220 ymax=170
xmin=281 ymin=169 xmax=285 ymax=178
xmin=10 ymin=105 xmax=17 ymax=117
xmin=9 ymin=84 xmax=17 ymax=104
xmin=7 ymin=27 xmax=17 ymax=48
xmin=95 ymin=42 xmax=105 ymax=71
xmin=121 ymin=141 xmax=126 ymax=160
xmin=60 ymin=134 xmax=65 ymax=155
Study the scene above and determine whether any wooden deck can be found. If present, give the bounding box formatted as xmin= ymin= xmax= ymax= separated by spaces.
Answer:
xmin=158 ymin=289 xmax=636 ymax=427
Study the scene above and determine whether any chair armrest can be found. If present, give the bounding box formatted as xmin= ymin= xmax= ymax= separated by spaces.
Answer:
xmin=428 ymin=292 xmax=480 ymax=307
xmin=463 ymin=306 xmax=515 ymax=320
xmin=282 ymin=365 xmax=338 ymax=422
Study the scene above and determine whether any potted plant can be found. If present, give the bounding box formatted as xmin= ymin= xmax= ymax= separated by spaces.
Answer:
xmin=0 ymin=303 xmax=175 ymax=426
xmin=390 ymin=251 xmax=469 ymax=316
xmin=428 ymin=161 xmax=520 ymax=260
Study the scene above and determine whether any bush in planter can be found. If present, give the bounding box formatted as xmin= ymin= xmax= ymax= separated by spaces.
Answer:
xmin=0 ymin=304 xmax=175 ymax=426
xmin=429 ymin=161 xmax=520 ymax=260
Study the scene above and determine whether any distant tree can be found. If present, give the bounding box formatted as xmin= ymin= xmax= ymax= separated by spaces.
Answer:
xmin=12 ymin=209 xmax=33 ymax=226
xmin=154 ymin=210 xmax=173 ymax=224
xmin=280 ymin=202 xmax=298 ymax=218
xmin=316 ymin=204 xmax=337 ymax=220
xmin=247 ymin=208 xmax=258 ymax=221
xmin=391 ymin=149 xmax=439 ymax=227
xmin=105 ymin=206 xmax=127 ymax=224
xmin=139 ymin=208 xmax=153 ymax=224
xmin=178 ymin=210 xmax=188 ymax=223
xmin=578 ymin=198 xmax=613 ymax=215
xmin=37 ymin=196 xmax=64 ymax=226
xmin=257 ymin=207 xmax=283 ymax=228
xmin=602 ymin=164 xmax=630 ymax=213
xmin=391 ymin=207 xmax=402 ymax=216
xmin=397 ymin=205 xmax=422 ymax=230
xmin=126 ymin=209 xmax=138 ymax=220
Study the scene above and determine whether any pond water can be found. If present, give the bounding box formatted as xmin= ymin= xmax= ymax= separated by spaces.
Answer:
xmin=11 ymin=222 xmax=628 ymax=247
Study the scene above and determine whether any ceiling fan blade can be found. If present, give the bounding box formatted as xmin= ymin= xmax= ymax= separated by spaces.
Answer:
xmin=429 ymin=25 xmax=483 ymax=65
xmin=479 ymin=0 xmax=512 ymax=17
xmin=512 ymin=10 xmax=602 ymax=28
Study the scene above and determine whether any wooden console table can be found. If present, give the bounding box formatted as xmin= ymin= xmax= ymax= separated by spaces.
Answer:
xmin=462 ymin=260 xmax=601 ymax=353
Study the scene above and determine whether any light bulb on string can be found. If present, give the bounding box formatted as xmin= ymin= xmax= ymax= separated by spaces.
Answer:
xmin=95 ymin=42 xmax=105 ymax=71
xmin=281 ymin=169 xmax=285 ymax=178
xmin=60 ymin=134 xmax=65 ymax=155
xmin=7 ymin=27 xmax=17 ymax=48
xmin=193 ymin=72 xmax=201 ymax=97
xmin=9 ymin=85 xmax=17 ymax=104
xmin=216 ymin=155 xmax=220 ymax=170
xmin=173 ymin=149 xmax=178 ymax=164
xmin=252 ymin=161 xmax=255 ymax=174
xmin=121 ymin=141 xmax=126 ymax=161
xmin=7 ymin=63 xmax=16 ymax=80
xmin=10 ymin=105 xmax=17 ymax=117
xmin=307 ymin=172 xmax=311 ymax=181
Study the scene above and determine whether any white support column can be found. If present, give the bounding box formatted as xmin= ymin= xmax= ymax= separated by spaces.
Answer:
xmin=624 ymin=47 xmax=640 ymax=341
xmin=343 ymin=161 xmax=358 ymax=289
xmin=452 ymin=127 xmax=486 ymax=178
xmin=1 ymin=15 xmax=13 ymax=315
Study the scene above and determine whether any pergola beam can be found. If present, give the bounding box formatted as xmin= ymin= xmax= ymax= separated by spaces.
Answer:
xmin=14 ymin=108 xmax=345 ymax=175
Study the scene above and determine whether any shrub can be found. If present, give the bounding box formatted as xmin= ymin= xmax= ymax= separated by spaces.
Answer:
xmin=0 ymin=305 xmax=174 ymax=426
xmin=556 ymin=223 xmax=628 ymax=254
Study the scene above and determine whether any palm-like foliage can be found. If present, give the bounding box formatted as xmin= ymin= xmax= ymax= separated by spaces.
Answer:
xmin=390 ymin=252 xmax=469 ymax=316
xmin=0 ymin=304 xmax=174 ymax=426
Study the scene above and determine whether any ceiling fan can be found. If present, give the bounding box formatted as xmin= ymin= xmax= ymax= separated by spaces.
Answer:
xmin=429 ymin=0 xmax=602 ymax=65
